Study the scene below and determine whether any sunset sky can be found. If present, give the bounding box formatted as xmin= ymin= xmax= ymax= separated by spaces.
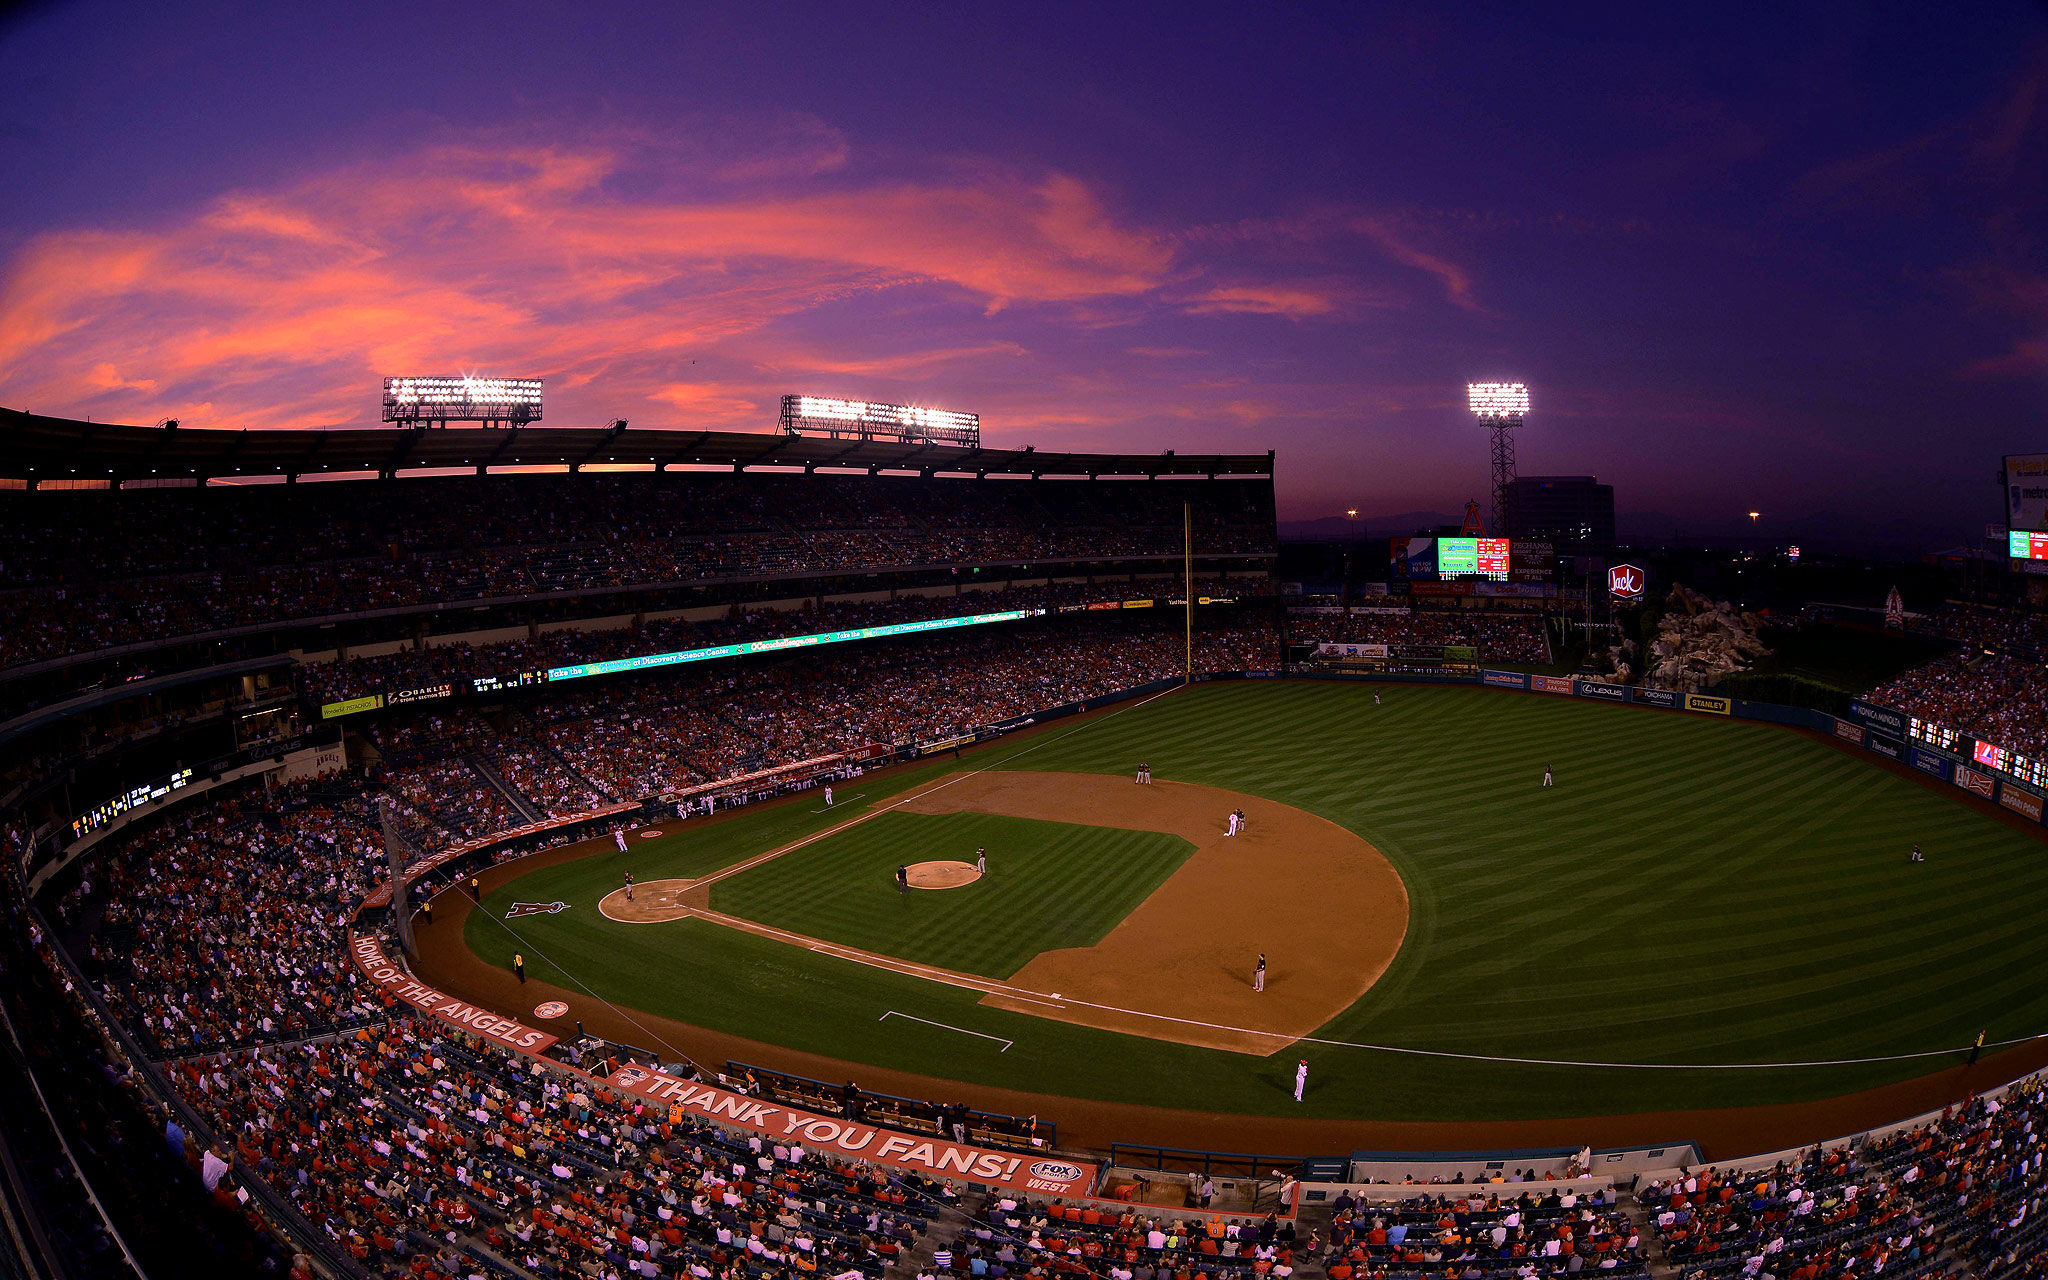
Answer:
xmin=1 ymin=2 xmax=2043 ymax=539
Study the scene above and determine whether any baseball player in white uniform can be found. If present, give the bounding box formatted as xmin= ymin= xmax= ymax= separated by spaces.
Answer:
xmin=1293 ymin=1059 xmax=1308 ymax=1102
xmin=824 ymin=784 xmax=833 ymax=807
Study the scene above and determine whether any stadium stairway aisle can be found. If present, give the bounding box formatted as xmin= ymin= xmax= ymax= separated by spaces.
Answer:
xmin=1616 ymin=1197 xmax=1678 ymax=1280
xmin=467 ymin=750 xmax=546 ymax=825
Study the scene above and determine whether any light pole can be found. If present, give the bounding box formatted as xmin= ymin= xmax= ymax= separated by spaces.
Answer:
xmin=1468 ymin=383 xmax=1530 ymax=538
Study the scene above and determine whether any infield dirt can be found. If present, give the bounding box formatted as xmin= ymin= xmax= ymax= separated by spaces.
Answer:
xmin=899 ymin=771 xmax=1407 ymax=1054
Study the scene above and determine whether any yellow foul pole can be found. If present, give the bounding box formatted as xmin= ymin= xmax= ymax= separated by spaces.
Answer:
xmin=1184 ymin=502 xmax=1193 ymax=685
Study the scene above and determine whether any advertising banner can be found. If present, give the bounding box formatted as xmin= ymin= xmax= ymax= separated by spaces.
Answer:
xmin=1409 ymin=581 xmax=1475 ymax=597
xmin=321 ymin=693 xmax=384 ymax=720
xmin=1999 ymin=784 xmax=2046 ymax=822
xmin=1848 ymin=700 xmax=1908 ymax=738
xmin=1909 ymin=747 xmax=1951 ymax=780
xmin=387 ymin=682 xmax=456 ymax=707
xmin=1573 ymin=679 xmax=1626 ymax=701
xmin=1684 ymin=694 xmax=1732 ymax=715
xmin=1532 ymin=675 xmax=1575 ymax=695
xmin=1864 ymin=733 xmax=1903 ymax=761
xmin=1953 ymin=766 xmax=1996 ymax=800
xmin=1388 ymin=537 xmax=1433 ymax=579
xmin=1509 ymin=540 xmax=1554 ymax=583
xmin=2007 ymin=454 xmax=2048 ymax=533
xmin=1314 ymin=643 xmax=1389 ymax=658
xmin=1482 ymin=669 xmax=1530 ymax=689
xmin=1831 ymin=719 xmax=1865 ymax=746
xmin=1632 ymin=688 xmax=1680 ymax=708
xmin=349 ymin=934 xmax=558 ymax=1053
xmin=600 ymin=1067 xmax=1096 ymax=1197
xmin=1607 ymin=564 xmax=1647 ymax=601
xmin=1475 ymin=581 xmax=1557 ymax=599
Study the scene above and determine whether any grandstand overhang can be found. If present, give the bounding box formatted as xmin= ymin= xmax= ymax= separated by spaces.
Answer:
xmin=0 ymin=410 xmax=1276 ymax=485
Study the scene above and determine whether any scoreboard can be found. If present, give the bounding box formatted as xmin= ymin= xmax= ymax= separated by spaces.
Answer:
xmin=2010 ymin=530 xmax=2048 ymax=562
xmin=1437 ymin=537 xmax=1511 ymax=577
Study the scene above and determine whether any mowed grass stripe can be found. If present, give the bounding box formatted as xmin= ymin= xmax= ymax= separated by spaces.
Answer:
xmin=468 ymin=680 xmax=2048 ymax=1122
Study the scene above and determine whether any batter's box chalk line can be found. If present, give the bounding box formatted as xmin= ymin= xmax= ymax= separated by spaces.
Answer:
xmin=880 ymin=1010 xmax=1013 ymax=1051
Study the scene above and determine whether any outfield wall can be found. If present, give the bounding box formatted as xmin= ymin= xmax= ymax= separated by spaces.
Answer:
xmin=1300 ymin=664 xmax=2048 ymax=834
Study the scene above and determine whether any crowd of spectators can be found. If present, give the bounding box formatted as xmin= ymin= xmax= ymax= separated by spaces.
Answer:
xmin=0 ymin=473 xmax=1276 ymax=670
xmin=1864 ymin=652 xmax=2048 ymax=759
xmin=175 ymin=1007 xmax=950 ymax=1279
xmin=1865 ymin=1077 xmax=2048 ymax=1279
xmin=1638 ymin=1146 xmax=1941 ymax=1280
xmin=1914 ymin=604 xmax=2048 ymax=658
xmin=1289 ymin=610 xmax=1549 ymax=663
xmin=57 ymin=775 xmax=390 ymax=1057
xmin=1319 ymin=1185 xmax=1640 ymax=1278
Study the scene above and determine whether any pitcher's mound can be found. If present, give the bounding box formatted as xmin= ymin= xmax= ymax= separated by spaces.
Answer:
xmin=600 ymin=878 xmax=704 ymax=922
xmin=906 ymin=860 xmax=983 ymax=890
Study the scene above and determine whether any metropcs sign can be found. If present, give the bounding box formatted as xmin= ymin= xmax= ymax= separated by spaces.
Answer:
xmin=1608 ymin=563 xmax=1646 ymax=600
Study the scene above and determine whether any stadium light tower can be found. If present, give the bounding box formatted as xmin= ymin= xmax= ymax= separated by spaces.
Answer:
xmin=1468 ymin=382 xmax=1530 ymax=538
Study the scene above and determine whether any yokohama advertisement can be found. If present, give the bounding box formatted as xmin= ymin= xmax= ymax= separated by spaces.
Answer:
xmin=1631 ymin=688 xmax=1679 ymax=708
xmin=349 ymin=934 xmax=559 ymax=1053
xmin=602 ymin=1067 xmax=1097 ymax=1197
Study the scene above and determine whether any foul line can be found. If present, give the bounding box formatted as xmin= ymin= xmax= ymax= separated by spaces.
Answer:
xmin=686 ymin=684 xmax=1186 ymax=895
xmin=684 ymin=906 xmax=2048 ymax=1071
xmin=881 ymin=1011 xmax=1013 ymax=1052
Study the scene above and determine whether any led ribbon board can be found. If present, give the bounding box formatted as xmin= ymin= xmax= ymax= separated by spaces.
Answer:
xmin=546 ymin=608 xmax=1042 ymax=683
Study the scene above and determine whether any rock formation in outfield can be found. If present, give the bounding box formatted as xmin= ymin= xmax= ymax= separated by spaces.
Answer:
xmin=1647 ymin=584 xmax=1770 ymax=689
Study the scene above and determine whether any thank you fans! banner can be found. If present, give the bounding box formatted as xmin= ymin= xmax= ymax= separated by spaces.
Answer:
xmin=602 ymin=1066 xmax=1098 ymax=1197
xmin=345 ymin=935 xmax=1098 ymax=1196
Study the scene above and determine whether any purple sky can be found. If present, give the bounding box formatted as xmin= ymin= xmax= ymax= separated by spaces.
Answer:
xmin=1 ymin=2 xmax=2043 ymax=539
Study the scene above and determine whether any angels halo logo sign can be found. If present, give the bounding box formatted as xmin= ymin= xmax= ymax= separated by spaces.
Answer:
xmin=533 ymin=1001 xmax=569 ymax=1020
xmin=1607 ymin=563 xmax=1646 ymax=600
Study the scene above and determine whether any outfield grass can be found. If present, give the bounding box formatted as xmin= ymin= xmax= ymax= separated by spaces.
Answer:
xmin=708 ymin=811 xmax=1195 ymax=978
xmin=466 ymin=681 xmax=2048 ymax=1122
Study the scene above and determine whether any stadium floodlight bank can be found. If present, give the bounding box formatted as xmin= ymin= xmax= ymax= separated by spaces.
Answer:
xmin=382 ymin=375 xmax=544 ymax=427
xmin=779 ymin=394 xmax=980 ymax=448
xmin=1467 ymin=382 xmax=1530 ymax=419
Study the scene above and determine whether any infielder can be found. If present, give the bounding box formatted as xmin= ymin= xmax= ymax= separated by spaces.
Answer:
xmin=1254 ymin=953 xmax=1266 ymax=993
xmin=1293 ymin=1059 xmax=1308 ymax=1102
xmin=1135 ymin=763 xmax=1152 ymax=784
xmin=1226 ymin=811 xmax=1239 ymax=836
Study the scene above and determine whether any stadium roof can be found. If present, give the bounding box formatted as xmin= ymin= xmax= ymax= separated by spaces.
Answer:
xmin=0 ymin=409 xmax=1274 ymax=484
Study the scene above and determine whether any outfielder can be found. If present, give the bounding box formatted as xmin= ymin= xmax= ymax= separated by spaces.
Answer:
xmin=1543 ymin=765 xmax=1554 ymax=788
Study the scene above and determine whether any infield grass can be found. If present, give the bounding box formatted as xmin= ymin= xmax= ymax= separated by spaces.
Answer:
xmin=467 ymin=680 xmax=2048 ymax=1122
xmin=709 ymin=811 xmax=1195 ymax=978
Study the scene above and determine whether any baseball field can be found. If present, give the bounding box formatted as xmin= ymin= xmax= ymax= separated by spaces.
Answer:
xmin=416 ymin=679 xmax=2048 ymax=1153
